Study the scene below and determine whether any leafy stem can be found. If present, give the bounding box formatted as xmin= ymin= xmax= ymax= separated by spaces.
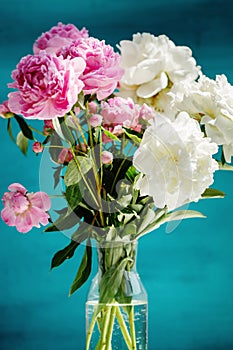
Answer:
xmin=87 ymin=120 xmax=105 ymax=227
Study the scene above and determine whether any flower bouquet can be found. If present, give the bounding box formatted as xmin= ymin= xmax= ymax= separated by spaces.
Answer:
xmin=1 ymin=22 xmax=233 ymax=349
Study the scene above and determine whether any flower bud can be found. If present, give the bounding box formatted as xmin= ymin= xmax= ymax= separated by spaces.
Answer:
xmin=101 ymin=151 xmax=113 ymax=165
xmin=58 ymin=148 xmax=74 ymax=164
xmin=89 ymin=114 xmax=103 ymax=127
xmin=32 ymin=141 xmax=43 ymax=153
xmin=88 ymin=101 xmax=98 ymax=114
xmin=43 ymin=119 xmax=55 ymax=135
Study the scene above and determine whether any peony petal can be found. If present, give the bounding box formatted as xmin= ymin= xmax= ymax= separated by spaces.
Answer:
xmin=223 ymin=144 xmax=233 ymax=163
xmin=1 ymin=207 xmax=16 ymax=226
xmin=131 ymin=59 xmax=164 ymax=85
xmin=29 ymin=192 xmax=51 ymax=211
xmin=69 ymin=57 xmax=86 ymax=76
xmin=119 ymin=40 xmax=139 ymax=67
xmin=29 ymin=207 xmax=50 ymax=226
xmin=7 ymin=92 xmax=23 ymax=116
xmin=8 ymin=183 xmax=27 ymax=194
xmin=136 ymin=72 xmax=168 ymax=98
xmin=15 ymin=214 xmax=33 ymax=233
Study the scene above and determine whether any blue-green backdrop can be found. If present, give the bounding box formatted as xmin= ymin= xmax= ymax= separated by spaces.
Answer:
xmin=1 ymin=0 xmax=233 ymax=349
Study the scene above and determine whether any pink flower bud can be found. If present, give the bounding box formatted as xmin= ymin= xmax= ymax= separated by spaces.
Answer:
xmin=43 ymin=119 xmax=55 ymax=135
xmin=75 ymin=143 xmax=88 ymax=153
xmin=58 ymin=148 xmax=74 ymax=164
xmin=101 ymin=151 xmax=113 ymax=165
xmin=32 ymin=141 xmax=43 ymax=153
xmin=44 ymin=119 xmax=54 ymax=129
xmin=88 ymin=101 xmax=98 ymax=114
xmin=89 ymin=114 xmax=102 ymax=127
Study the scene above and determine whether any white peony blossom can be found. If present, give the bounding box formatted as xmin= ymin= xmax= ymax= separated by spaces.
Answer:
xmin=170 ymin=74 xmax=233 ymax=162
xmin=133 ymin=112 xmax=218 ymax=211
xmin=118 ymin=33 xmax=200 ymax=103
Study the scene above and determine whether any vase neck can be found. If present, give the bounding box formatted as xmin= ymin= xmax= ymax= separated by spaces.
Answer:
xmin=96 ymin=240 xmax=138 ymax=277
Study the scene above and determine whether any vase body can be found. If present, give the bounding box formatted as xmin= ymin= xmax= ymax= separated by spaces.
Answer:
xmin=86 ymin=241 xmax=148 ymax=350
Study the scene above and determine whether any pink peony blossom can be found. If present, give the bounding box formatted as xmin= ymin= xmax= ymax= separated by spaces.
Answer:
xmin=60 ymin=37 xmax=124 ymax=100
xmin=101 ymin=97 xmax=156 ymax=137
xmin=33 ymin=22 xmax=89 ymax=55
xmin=0 ymin=100 xmax=13 ymax=118
xmin=32 ymin=141 xmax=43 ymax=153
xmin=1 ymin=183 xmax=51 ymax=233
xmin=101 ymin=151 xmax=113 ymax=164
xmin=58 ymin=148 xmax=74 ymax=164
xmin=8 ymin=52 xmax=86 ymax=120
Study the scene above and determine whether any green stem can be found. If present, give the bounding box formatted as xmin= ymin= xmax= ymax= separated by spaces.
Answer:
xmin=29 ymin=125 xmax=45 ymax=136
xmin=44 ymin=145 xmax=65 ymax=149
xmin=99 ymin=305 xmax=112 ymax=349
xmin=70 ymin=110 xmax=88 ymax=146
xmin=110 ymin=142 xmax=135 ymax=194
xmin=86 ymin=308 xmax=98 ymax=350
xmin=69 ymin=146 xmax=100 ymax=209
xmin=88 ymin=121 xmax=105 ymax=227
xmin=106 ymin=306 xmax=116 ymax=350
xmin=129 ymin=306 xmax=137 ymax=350
xmin=115 ymin=306 xmax=132 ymax=350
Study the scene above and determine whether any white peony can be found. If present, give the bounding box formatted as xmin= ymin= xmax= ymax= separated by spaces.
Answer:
xmin=133 ymin=112 xmax=218 ymax=211
xmin=170 ymin=74 xmax=233 ymax=162
xmin=118 ymin=33 xmax=200 ymax=102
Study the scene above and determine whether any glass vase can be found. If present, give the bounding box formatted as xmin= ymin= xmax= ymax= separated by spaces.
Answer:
xmin=86 ymin=240 xmax=148 ymax=350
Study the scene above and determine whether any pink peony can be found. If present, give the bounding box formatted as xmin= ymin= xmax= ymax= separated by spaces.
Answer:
xmin=33 ymin=22 xmax=89 ymax=55
xmin=101 ymin=97 xmax=155 ymax=137
xmin=1 ymin=183 xmax=51 ymax=233
xmin=58 ymin=148 xmax=74 ymax=164
xmin=60 ymin=37 xmax=124 ymax=100
xmin=8 ymin=52 xmax=86 ymax=120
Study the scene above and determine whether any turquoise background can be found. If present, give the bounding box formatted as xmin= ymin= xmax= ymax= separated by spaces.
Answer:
xmin=1 ymin=0 xmax=233 ymax=349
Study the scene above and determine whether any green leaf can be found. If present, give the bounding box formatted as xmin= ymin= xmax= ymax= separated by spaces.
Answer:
xmin=53 ymin=166 xmax=63 ymax=189
xmin=51 ymin=230 xmax=88 ymax=269
xmin=164 ymin=210 xmax=206 ymax=223
xmin=51 ymin=240 xmax=79 ymax=269
xmin=202 ymin=188 xmax=225 ymax=198
xmin=44 ymin=210 xmax=79 ymax=232
xmin=7 ymin=119 xmax=15 ymax=143
xmin=123 ymin=223 xmax=137 ymax=236
xmin=48 ymin=133 xmax=63 ymax=163
xmin=126 ymin=165 xmax=139 ymax=183
xmin=101 ymin=127 xmax=121 ymax=142
xmin=14 ymin=115 xmax=34 ymax=140
xmin=123 ymin=128 xmax=142 ymax=145
xmin=102 ymin=158 xmax=132 ymax=197
xmin=136 ymin=209 xmax=206 ymax=238
xmin=99 ymin=257 xmax=131 ymax=304
xmin=137 ymin=206 xmax=157 ymax=234
xmin=69 ymin=239 xmax=92 ymax=296
xmin=65 ymin=183 xmax=83 ymax=210
xmin=218 ymin=162 xmax=233 ymax=171
xmin=64 ymin=157 xmax=92 ymax=186
xmin=16 ymin=131 xmax=28 ymax=155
